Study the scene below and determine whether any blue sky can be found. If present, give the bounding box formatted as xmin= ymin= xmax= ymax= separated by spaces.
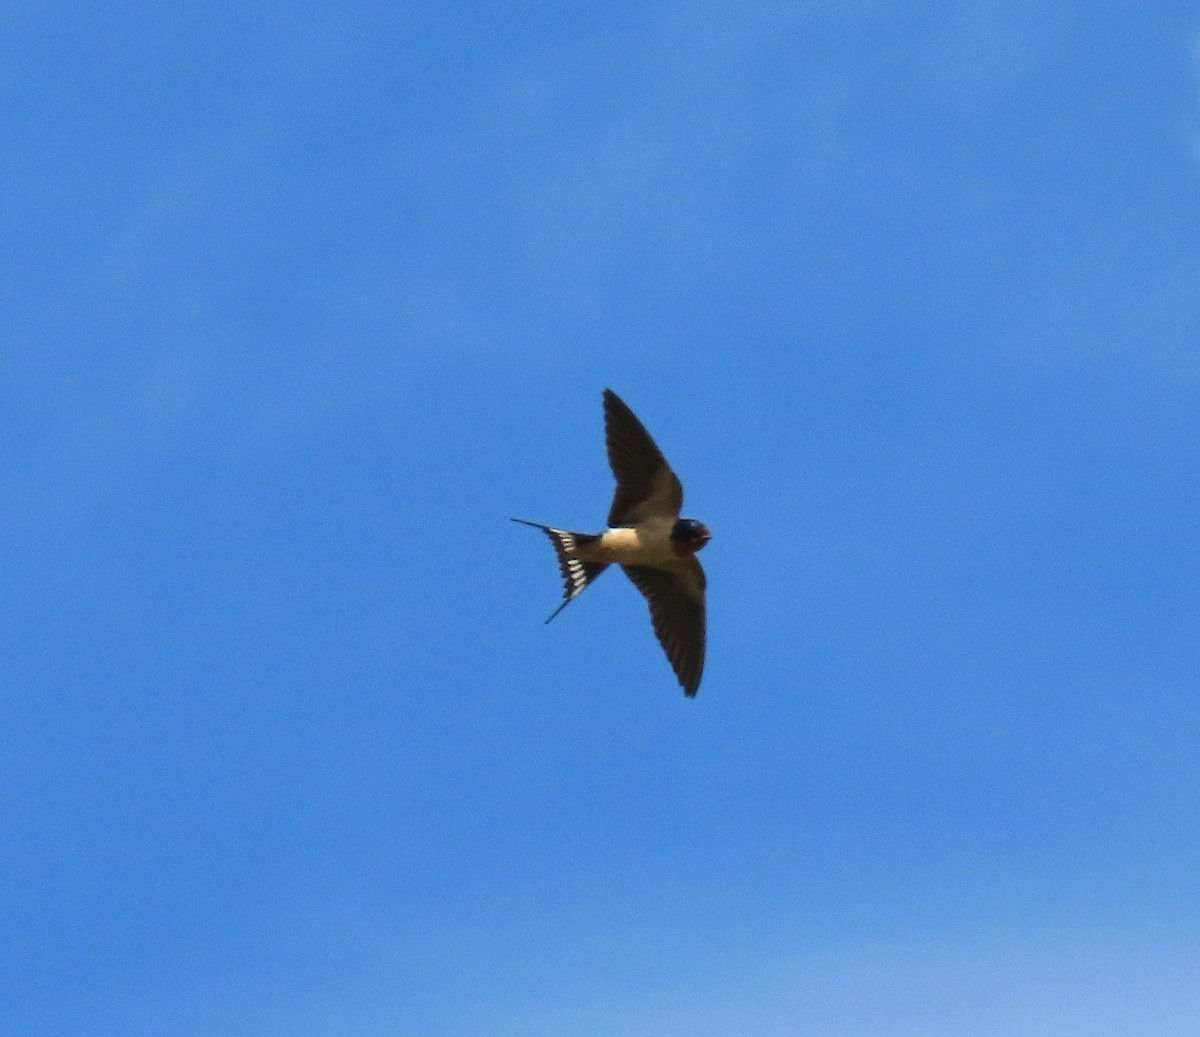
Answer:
xmin=4 ymin=2 xmax=1200 ymax=1034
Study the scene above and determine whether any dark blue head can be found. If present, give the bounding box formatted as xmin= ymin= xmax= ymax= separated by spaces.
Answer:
xmin=671 ymin=518 xmax=712 ymax=555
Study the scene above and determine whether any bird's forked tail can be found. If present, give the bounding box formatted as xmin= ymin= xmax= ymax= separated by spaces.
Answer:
xmin=511 ymin=518 xmax=609 ymax=622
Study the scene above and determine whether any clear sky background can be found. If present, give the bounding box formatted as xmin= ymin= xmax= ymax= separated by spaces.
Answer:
xmin=4 ymin=3 xmax=1200 ymax=1035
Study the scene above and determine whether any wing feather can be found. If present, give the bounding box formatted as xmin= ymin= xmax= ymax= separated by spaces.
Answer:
xmin=604 ymin=389 xmax=684 ymax=526
xmin=621 ymin=559 xmax=706 ymax=696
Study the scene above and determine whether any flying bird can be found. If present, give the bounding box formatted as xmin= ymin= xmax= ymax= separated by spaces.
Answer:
xmin=514 ymin=388 xmax=711 ymax=697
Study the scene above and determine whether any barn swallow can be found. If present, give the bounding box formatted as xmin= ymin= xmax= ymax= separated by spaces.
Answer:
xmin=514 ymin=388 xmax=711 ymax=696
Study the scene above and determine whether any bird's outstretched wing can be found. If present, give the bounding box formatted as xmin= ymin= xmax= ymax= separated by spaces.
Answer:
xmin=621 ymin=559 xmax=706 ymax=696
xmin=603 ymin=388 xmax=684 ymax=526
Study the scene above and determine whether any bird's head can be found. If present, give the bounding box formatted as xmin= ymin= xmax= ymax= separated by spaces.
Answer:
xmin=671 ymin=518 xmax=712 ymax=555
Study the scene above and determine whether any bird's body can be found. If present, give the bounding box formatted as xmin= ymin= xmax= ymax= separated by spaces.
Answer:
xmin=514 ymin=388 xmax=711 ymax=697
xmin=585 ymin=518 xmax=676 ymax=565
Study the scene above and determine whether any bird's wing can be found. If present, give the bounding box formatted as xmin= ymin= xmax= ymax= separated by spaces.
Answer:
xmin=603 ymin=388 xmax=684 ymax=526
xmin=621 ymin=558 xmax=706 ymax=696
